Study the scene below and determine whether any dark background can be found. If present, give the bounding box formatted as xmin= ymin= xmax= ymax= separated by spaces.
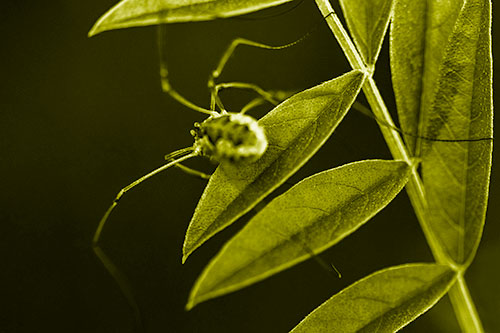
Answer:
xmin=1 ymin=0 xmax=498 ymax=332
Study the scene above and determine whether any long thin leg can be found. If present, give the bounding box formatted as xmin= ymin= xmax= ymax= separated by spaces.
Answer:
xmin=93 ymin=148 xmax=198 ymax=247
xmin=93 ymin=245 xmax=144 ymax=332
xmin=258 ymin=220 xmax=342 ymax=279
xmin=208 ymin=36 xmax=310 ymax=111
xmin=214 ymin=82 xmax=280 ymax=105
xmin=157 ymin=25 xmax=215 ymax=116
xmin=210 ymin=37 xmax=309 ymax=83
xmin=164 ymin=153 xmax=212 ymax=180
xmin=211 ymin=81 xmax=279 ymax=112
xmin=214 ymin=83 xmax=297 ymax=114
xmin=173 ymin=163 xmax=212 ymax=180
xmin=251 ymin=195 xmax=341 ymax=279
xmin=164 ymin=147 xmax=212 ymax=180
xmin=93 ymin=148 xmax=198 ymax=330
xmin=352 ymin=102 xmax=494 ymax=143
xmin=240 ymin=97 xmax=268 ymax=114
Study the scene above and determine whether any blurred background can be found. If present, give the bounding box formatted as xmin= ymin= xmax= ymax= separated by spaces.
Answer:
xmin=1 ymin=0 xmax=498 ymax=332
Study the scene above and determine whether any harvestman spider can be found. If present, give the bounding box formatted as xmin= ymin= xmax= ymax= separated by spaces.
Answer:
xmin=92 ymin=27 xmax=309 ymax=258
xmin=92 ymin=22 xmax=323 ymax=328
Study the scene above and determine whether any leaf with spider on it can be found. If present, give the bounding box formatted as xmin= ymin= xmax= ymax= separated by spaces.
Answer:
xmin=182 ymin=70 xmax=366 ymax=262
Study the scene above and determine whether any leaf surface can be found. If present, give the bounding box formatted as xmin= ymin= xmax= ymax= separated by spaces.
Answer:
xmin=339 ymin=0 xmax=394 ymax=66
xmin=390 ymin=0 xmax=464 ymax=154
xmin=89 ymin=0 xmax=294 ymax=36
xmin=290 ymin=264 xmax=456 ymax=333
xmin=421 ymin=0 xmax=493 ymax=266
xmin=182 ymin=70 xmax=365 ymax=262
xmin=187 ymin=160 xmax=411 ymax=309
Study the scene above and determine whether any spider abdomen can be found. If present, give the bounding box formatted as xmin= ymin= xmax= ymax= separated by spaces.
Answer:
xmin=192 ymin=113 xmax=267 ymax=163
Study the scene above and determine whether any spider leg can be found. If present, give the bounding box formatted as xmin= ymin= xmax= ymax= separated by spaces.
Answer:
xmin=208 ymin=36 xmax=307 ymax=111
xmin=93 ymin=245 xmax=144 ymax=331
xmin=215 ymin=82 xmax=280 ymax=106
xmin=94 ymin=148 xmax=198 ymax=250
xmin=172 ymin=163 xmax=212 ymax=180
xmin=240 ymin=97 xmax=268 ymax=114
xmin=210 ymin=37 xmax=307 ymax=84
xmin=352 ymin=102 xmax=495 ymax=144
xmin=257 ymin=217 xmax=342 ymax=279
xmin=163 ymin=147 xmax=212 ymax=180
xmin=165 ymin=153 xmax=212 ymax=180
xmin=157 ymin=25 xmax=216 ymax=116
xmin=93 ymin=148 xmax=198 ymax=330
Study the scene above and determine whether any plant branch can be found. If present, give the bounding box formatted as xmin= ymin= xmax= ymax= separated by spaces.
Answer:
xmin=313 ymin=0 xmax=484 ymax=331
xmin=449 ymin=274 xmax=485 ymax=332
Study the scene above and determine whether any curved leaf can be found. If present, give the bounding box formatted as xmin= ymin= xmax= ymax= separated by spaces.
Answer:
xmin=421 ymin=0 xmax=493 ymax=267
xmin=290 ymin=264 xmax=457 ymax=333
xmin=186 ymin=159 xmax=411 ymax=309
xmin=339 ymin=0 xmax=394 ymax=66
xmin=183 ymin=70 xmax=366 ymax=262
xmin=390 ymin=0 xmax=464 ymax=154
xmin=89 ymin=0 xmax=294 ymax=36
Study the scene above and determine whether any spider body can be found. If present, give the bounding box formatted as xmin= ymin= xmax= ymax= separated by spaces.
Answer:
xmin=191 ymin=112 xmax=268 ymax=163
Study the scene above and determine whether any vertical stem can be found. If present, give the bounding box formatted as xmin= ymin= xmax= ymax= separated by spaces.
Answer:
xmin=449 ymin=274 xmax=485 ymax=332
xmin=314 ymin=0 xmax=484 ymax=331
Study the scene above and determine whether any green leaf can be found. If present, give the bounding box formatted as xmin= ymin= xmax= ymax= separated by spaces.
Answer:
xmin=186 ymin=159 xmax=411 ymax=309
xmin=421 ymin=0 xmax=493 ymax=267
xmin=88 ymin=0 xmax=294 ymax=36
xmin=182 ymin=70 xmax=366 ymax=262
xmin=339 ymin=0 xmax=394 ymax=66
xmin=390 ymin=0 xmax=464 ymax=154
xmin=290 ymin=264 xmax=457 ymax=333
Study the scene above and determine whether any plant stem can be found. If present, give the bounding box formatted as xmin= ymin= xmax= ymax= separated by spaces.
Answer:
xmin=449 ymin=274 xmax=485 ymax=332
xmin=314 ymin=0 xmax=484 ymax=331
